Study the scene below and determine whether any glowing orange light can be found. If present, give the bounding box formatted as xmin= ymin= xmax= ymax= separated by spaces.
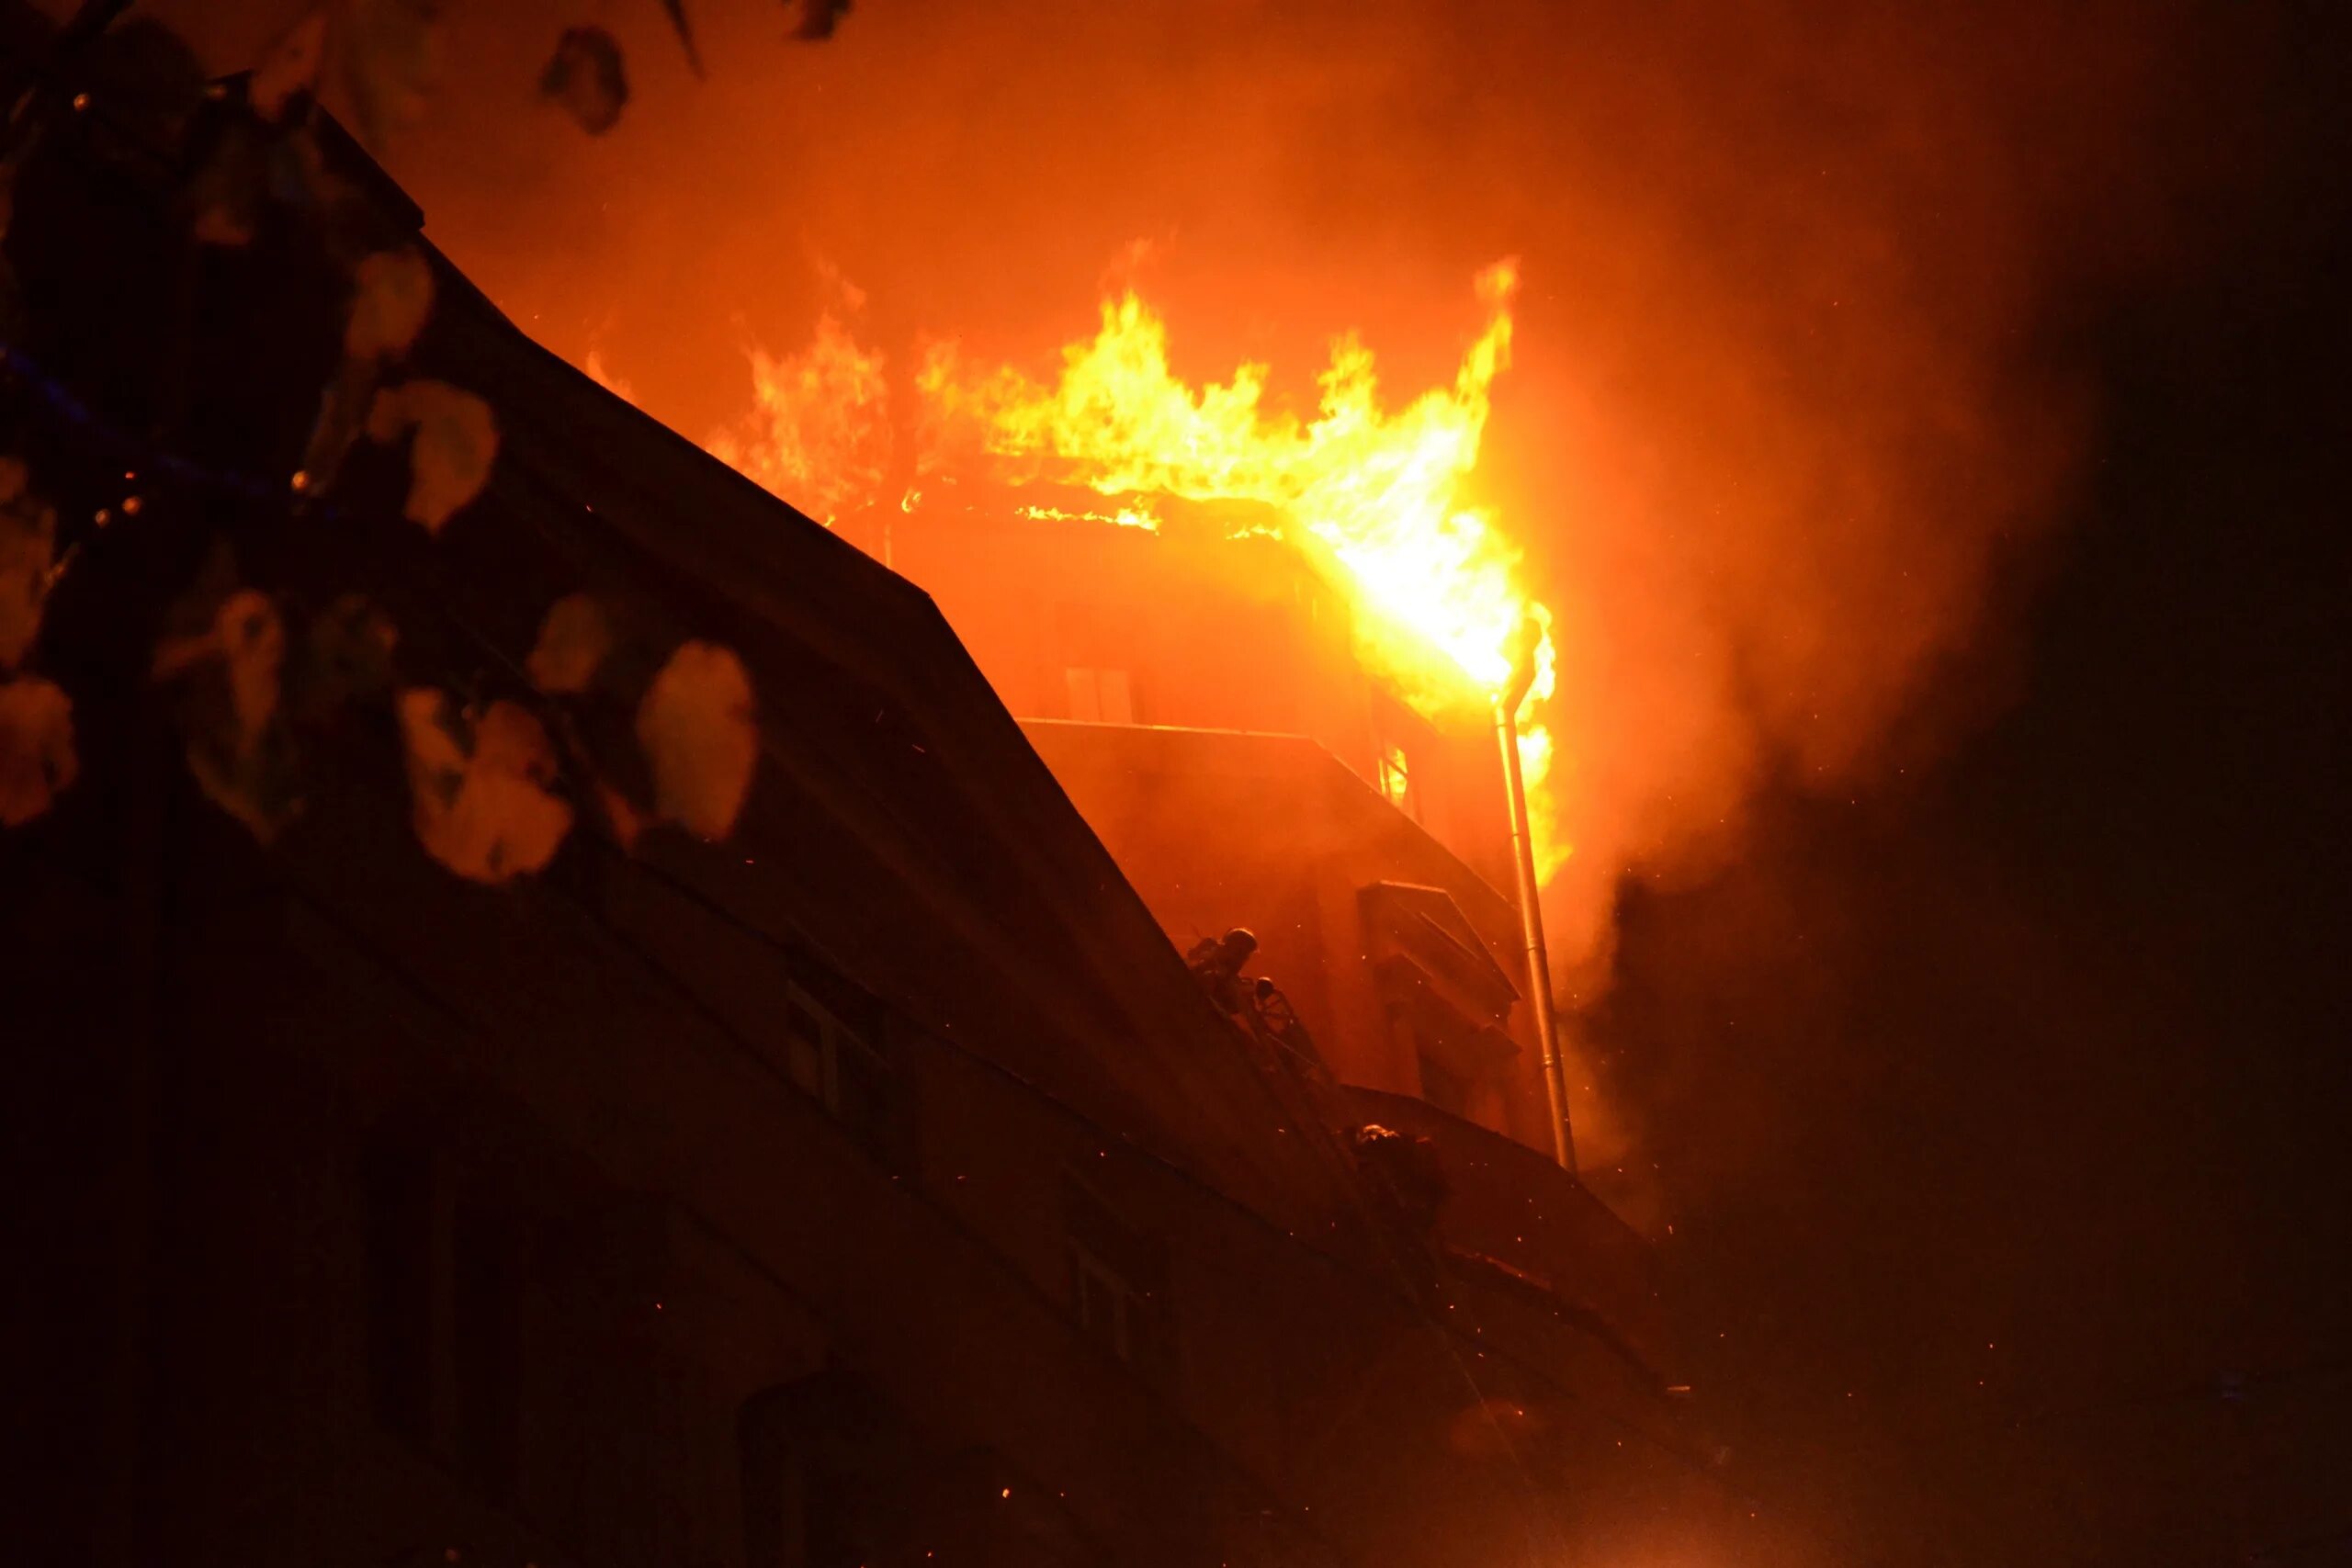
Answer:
xmin=920 ymin=262 xmax=1569 ymax=876
xmin=708 ymin=313 xmax=892 ymax=525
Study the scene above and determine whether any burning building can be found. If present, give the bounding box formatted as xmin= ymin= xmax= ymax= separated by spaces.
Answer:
xmin=841 ymin=493 xmax=1565 ymax=1153
xmin=813 ymin=250 xmax=1590 ymax=1170
xmin=3 ymin=29 xmax=1737 ymax=1568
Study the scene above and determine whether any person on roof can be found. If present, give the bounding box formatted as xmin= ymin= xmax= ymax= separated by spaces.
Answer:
xmin=1185 ymin=927 xmax=1258 ymax=1015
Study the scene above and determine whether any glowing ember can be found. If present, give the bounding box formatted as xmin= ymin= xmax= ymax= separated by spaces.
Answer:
xmin=919 ymin=262 xmax=1566 ymax=875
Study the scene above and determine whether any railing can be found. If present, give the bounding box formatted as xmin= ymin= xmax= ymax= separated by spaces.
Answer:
xmin=1317 ymin=1085 xmax=1668 ymax=1378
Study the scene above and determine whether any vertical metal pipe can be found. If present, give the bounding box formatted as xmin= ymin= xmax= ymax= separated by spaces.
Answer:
xmin=1496 ymin=691 xmax=1577 ymax=1171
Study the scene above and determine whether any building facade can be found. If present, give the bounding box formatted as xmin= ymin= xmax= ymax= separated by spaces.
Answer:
xmin=842 ymin=497 xmax=1560 ymax=1155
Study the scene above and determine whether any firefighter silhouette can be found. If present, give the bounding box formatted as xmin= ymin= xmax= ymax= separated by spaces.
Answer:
xmin=1185 ymin=927 xmax=1258 ymax=1015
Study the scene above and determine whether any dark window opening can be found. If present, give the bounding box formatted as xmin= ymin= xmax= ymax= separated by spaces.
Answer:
xmin=1416 ymin=1040 xmax=1472 ymax=1119
xmin=1061 ymin=1177 xmax=1170 ymax=1372
xmin=361 ymin=1133 xmax=526 ymax=1508
xmin=452 ymin=1204 xmax=522 ymax=1506
xmin=775 ymin=978 xmax=892 ymax=1155
xmin=1072 ymin=1252 xmax=1135 ymax=1360
xmin=362 ymin=1139 xmax=434 ymax=1448
xmin=785 ymin=996 xmax=827 ymax=1099
xmin=740 ymin=1376 xmax=904 ymax=1568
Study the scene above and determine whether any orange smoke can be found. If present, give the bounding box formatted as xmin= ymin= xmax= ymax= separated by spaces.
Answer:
xmin=181 ymin=0 xmax=2199 ymax=1024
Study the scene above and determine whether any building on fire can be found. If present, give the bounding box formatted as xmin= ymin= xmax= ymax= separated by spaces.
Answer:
xmin=4 ymin=37 xmax=1738 ymax=1568
xmin=841 ymin=492 xmax=1566 ymax=1152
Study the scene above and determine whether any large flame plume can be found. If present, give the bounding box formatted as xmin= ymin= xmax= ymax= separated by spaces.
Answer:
xmin=917 ymin=262 xmax=1567 ymax=872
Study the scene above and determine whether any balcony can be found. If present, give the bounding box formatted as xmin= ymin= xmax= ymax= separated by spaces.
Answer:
xmin=1319 ymin=1084 xmax=1669 ymax=1384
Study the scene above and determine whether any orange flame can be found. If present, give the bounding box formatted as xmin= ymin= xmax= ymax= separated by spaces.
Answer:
xmin=707 ymin=312 xmax=892 ymax=525
xmin=1013 ymin=501 xmax=1162 ymax=533
xmin=921 ymin=262 xmax=1567 ymax=876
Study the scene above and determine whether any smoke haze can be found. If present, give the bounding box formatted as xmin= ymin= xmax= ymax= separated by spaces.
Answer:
xmin=133 ymin=0 xmax=2219 ymax=1005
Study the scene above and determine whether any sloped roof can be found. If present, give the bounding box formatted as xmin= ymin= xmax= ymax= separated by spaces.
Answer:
xmin=406 ymin=244 xmax=1369 ymax=1225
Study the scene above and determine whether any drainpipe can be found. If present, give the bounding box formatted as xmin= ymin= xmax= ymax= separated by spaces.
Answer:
xmin=1495 ymin=620 xmax=1576 ymax=1171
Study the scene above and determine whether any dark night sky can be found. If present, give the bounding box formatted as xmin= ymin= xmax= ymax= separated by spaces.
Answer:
xmin=1590 ymin=12 xmax=2352 ymax=1559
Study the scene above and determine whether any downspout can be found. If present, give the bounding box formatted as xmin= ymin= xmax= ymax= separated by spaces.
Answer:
xmin=1495 ymin=620 xmax=1576 ymax=1171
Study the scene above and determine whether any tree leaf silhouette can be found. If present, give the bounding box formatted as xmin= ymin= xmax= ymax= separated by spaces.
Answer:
xmin=399 ymin=690 xmax=573 ymax=883
xmin=0 ymin=674 xmax=76 ymax=828
xmin=795 ymin=0 xmax=854 ymax=42
xmin=334 ymin=0 xmax=443 ymax=152
xmin=526 ymin=592 xmax=614 ymax=695
xmin=251 ymin=7 xmax=331 ymax=121
xmin=0 ymin=457 xmax=56 ymax=671
xmin=637 ymin=640 xmax=756 ymax=840
xmin=659 ymin=0 xmax=706 ymax=76
xmin=368 ymin=378 xmax=498 ymax=533
xmin=298 ymin=592 xmax=400 ymax=717
xmin=153 ymin=588 xmax=304 ymax=842
xmin=540 ymin=26 xmax=629 ymax=135
xmin=345 ymin=246 xmax=435 ymax=361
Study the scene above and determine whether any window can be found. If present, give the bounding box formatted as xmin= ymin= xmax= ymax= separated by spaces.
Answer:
xmin=1054 ymin=599 xmax=1132 ymax=724
xmin=779 ymin=979 xmax=891 ymax=1151
xmin=452 ymin=1204 xmax=522 ymax=1506
xmin=1063 ymin=665 xmax=1135 ymax=724
xmin=740 ymin=1374 xmax=906 ymax=1568
xmin=784 ymin=995 xmax=827 ymax=1099
xmin=1072 ymin=1248 xmax=1138 ymax=1361
xmin=1061 ymin=1177 xmax=1170 ymax=1371
xmin=1415 ymin=1034 xmax=1473 ymax=1119
xmin=361 ymin=1136 xmax=524 ymax=1505
xmin=362 ymin=1138 xmax=435 ymax=1448
xmin=1376 ymin=740 xmax=1416 ymax=818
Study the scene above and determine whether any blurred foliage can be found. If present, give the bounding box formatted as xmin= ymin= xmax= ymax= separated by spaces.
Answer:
xmin=0 ymin=0 xmax=763 ymax=876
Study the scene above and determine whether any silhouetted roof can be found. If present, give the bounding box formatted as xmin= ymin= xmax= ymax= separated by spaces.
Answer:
xmin=406 ymin=233 xmax=1366 ymax=1232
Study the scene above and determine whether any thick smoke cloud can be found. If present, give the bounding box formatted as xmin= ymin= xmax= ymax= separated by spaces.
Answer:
xmin=149 ymin=0 xmax=2213 ymax=1192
